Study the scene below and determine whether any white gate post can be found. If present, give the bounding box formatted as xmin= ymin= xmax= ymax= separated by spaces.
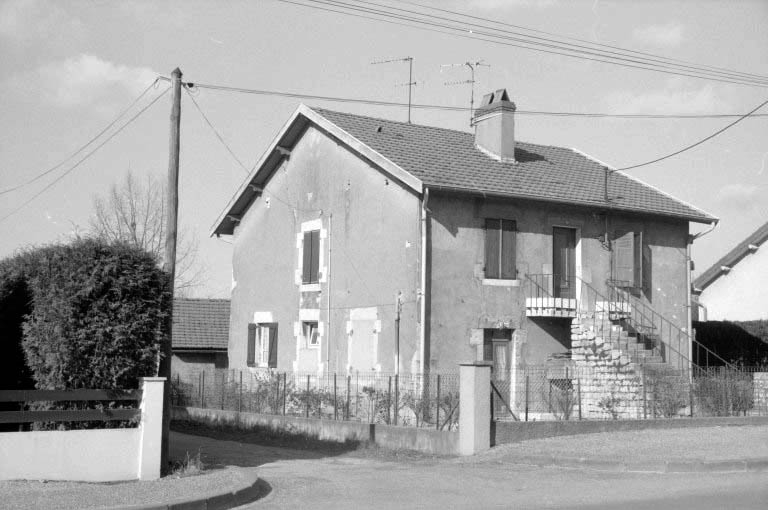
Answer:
xmin=459 ymin=363 xmax=491 ymax=456
xmin=138 ymin=377 xmax=166 ymax=480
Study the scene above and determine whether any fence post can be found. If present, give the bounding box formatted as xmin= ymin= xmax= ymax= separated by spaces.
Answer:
xmin=459 ymin=363 xmax=492 ymax=456
xmin=436 ymin=374 xmax=441 ymax=431
xmin=689 ymin=379 xmax=695 ymax=418
xmin=387 ymin=376 xmax=392 ymax=425
xmin=394 ymin=374 xmax=399 ymax=426
xmin=306 ymin=375 xmax=310 ymax=418
xmin=238 ymin=370 xmax=243 ymax=413
xmin=346 ymin=375 xmax=351 ymax=420
xmin=138 ymin=377 xmax=166 ymax=481
xmin=577 ymin=376 xmax=582 ymax=421
xmin=641 ymin=371 xmax=647 ymax=419
xmin=282 ymin=372 xmax=287 ymax=415
xmin=201 ymin=371 xmax=206 ymax=408
xmin=275 ymin=372 xmax=280 ymax=415
xmin=525 ymin=375 xmax=529 ymax=422
xmin=334 ymin=373 xmax=338 ymax=421
xmin=220 ymin=371 xmax=225 ymax=410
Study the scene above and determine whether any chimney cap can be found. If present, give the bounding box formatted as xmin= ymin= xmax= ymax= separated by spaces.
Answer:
xmin=479 ymin=88 xmax=513 ymax=108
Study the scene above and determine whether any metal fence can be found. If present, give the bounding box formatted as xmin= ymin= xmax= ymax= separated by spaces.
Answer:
xmin=172 ymin=369 xmax=460 ymax=430
xmin=491 ymin=365 xmax=768 ymax=422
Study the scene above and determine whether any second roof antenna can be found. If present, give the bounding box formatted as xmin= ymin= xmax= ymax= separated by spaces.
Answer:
xmin=372 ymin=56 xmax=416 ymax=123
xmin=442 ymin=60 xmax=490 ymax=126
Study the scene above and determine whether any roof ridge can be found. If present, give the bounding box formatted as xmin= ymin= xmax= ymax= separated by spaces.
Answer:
xmin=310 ymin=106 xmax=556 ymax=151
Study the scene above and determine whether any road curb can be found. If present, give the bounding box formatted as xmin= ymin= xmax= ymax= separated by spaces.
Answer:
xmin=110 ymin=474 xmax=270 ymax=510
xmin=512 ymin=455 xmax=768 ymax=474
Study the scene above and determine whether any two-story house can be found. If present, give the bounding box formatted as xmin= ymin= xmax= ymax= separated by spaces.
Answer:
xmin=212 ymin=89 xmax=716 ymax=416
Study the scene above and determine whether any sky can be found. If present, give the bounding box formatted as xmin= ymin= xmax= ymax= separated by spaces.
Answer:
xmin=1 ymin=0 xmax=766 ymax=298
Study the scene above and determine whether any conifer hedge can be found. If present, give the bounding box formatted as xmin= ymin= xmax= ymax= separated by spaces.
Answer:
xmin=0 ymin=238 xmax=170 ymax=391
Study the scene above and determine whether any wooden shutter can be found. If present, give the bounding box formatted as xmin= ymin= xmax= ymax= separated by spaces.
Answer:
xmin=501 ymin=220 xmax=516 ymax=279
xmin=246 ymin=323 xmax=256 ymax=366
xmin=633 ymin=231 xmax=643 ymax=288
xmin=485 ymin=219 xmax=500 ymax=279
xmin=302 ymin=231 xmax=313 ymax=284
xmin=309 ymin=230 xmax=320 ymax=283
xmin=642 ymin=241 xmax=652 ymax=293
xmin=267 ymin=325 xmax=278 ymax=368
xmin=612 ymin=231 xmax=635 ymax=286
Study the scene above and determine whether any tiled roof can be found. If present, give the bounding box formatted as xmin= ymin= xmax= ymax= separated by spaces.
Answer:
xmin=313 ymin=108 xmax=715 ymax=223
xmin=694 ymin=221 xmax=768 ymax=292
xmin=172 ymin=298 xmax=230 ymax=351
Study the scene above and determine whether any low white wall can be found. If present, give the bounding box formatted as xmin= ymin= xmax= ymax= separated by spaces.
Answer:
xmin=0 ymin=429 xmax=139 ymax=482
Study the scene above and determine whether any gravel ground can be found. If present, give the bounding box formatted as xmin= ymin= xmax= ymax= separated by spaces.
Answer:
xmin=472 ymin=424 xmax=768 ymax=464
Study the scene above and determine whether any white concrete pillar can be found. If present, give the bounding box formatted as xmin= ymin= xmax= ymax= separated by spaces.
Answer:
xmin=137 ymin=377 xmax=165 ymax=480
xmin=459 ymin=363 xmax=491 ymax=456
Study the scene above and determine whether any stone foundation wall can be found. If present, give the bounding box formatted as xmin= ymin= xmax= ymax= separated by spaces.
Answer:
xmin=570 ymin=316 xmax=644 ymax=420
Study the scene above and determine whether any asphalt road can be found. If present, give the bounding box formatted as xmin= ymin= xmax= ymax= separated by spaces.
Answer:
xmin=173 ymin=433 xmax=768 ymax=510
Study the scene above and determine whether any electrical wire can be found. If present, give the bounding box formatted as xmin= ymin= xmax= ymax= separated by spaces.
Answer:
xmin=615 ymin=96 xmax=768 ymax=171
xmin=0 ymin=87 xmax=171 ymax=224
xmin=275 ymin=0 xmax=768 ymax=88
xmin=183 ymin=84 xmax=251 ymax=175
xmin=314 ymin=0 xmax=768 ymax=86
xmin=191 ymin=81 xmax=768 ymax=119
xmin=390 ymin=0 xmax=768 ymax=85
xmin=0 ymin=79 xmax=161 ymax=196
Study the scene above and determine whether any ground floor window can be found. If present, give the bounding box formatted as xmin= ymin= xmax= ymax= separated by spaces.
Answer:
xmin=247 ymin=323 xmax=278 ymax=367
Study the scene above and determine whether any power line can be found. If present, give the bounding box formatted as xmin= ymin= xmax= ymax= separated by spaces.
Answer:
xmin=191 ymin=80 xmax=768 ymax=119
xmin=615 ymin=96 xmax=768 ymax=171
xmin=314 ymin=0 xmax=768 ymax=87
xmin=183 ymin=84 xmax=250 ymax=174
xmin=391 ymin=0 xmax=768 ymax=85
xmin=0 ymin=79 xmax=161 ymax=196
xmin=275 ymin=0 xmax=768 ymax=88
xmin=0 ymin=87 xmax=171 ymax=225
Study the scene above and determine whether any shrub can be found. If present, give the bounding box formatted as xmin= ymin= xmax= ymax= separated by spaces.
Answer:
xmin=694 ymin=370 xmax=754 ymax=416
xmin=0 ymin=238 xmax=170 ymax=428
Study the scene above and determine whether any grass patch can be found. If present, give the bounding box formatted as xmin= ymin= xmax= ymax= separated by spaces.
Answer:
xmin=167 ymin=448 xmax=205 ymax=478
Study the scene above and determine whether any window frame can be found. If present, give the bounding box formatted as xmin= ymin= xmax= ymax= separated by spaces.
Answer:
xmin=484 ymin=218 xmax=517 ymax=280
xmin=302 ymin=229 xmax=321 ymax=285
xmin=247 ymin=322 xmax=278 ymax=368
xmin=302 ymin=321 xmax=320 ymax=349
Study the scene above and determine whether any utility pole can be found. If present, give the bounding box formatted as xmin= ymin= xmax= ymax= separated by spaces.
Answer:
xmin=395 ymin=291 xmax=402 ymax=375
xmin=159 ymin=67 xmax=182 ymax=471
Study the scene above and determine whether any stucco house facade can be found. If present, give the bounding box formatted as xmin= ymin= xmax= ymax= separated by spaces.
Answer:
xmin=694 ymin=221 xmax=768 ymax=321
xmin=212 ymin=89 xmax=716 ymax=402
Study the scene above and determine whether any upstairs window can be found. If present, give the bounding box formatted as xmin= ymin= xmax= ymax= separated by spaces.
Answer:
xmin=612 ymin=230 xmax=646 ymax=289
xmin=485 ymin=219 xmax=517 ymax=279
xmin=302 ymin=230 xmax=320 ymax=284
xmin=247 ymin=323 xmax=278 ymax=368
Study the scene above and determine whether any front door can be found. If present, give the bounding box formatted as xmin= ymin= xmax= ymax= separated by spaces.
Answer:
xmin=484 ymin=329 xmax=512 ymax=418
xmin=553 ymin=227 xmax=576 ymax=299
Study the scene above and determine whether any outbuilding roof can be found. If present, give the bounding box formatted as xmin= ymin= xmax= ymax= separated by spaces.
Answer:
xmin=172 ymin=298 xmax=230 ymax=351
xmin=694 ymin=221 xmax=768 ymax=292
xmin=213 ymin=105 xmax=716 ymax=235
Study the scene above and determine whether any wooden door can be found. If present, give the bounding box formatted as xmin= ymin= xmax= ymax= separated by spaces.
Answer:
xmin=553 ymin=227 xmax=576 ymax=299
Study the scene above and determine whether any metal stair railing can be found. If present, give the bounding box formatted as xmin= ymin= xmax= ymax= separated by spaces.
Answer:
xmin=607 ymin=282 xmax=735 ymax=372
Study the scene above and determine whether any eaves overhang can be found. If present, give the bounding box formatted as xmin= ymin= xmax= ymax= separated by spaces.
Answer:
xmin=694 ymin=220 xmax=768 ymax=292
xmin=210 ymin=104 xmax=423 ymax=237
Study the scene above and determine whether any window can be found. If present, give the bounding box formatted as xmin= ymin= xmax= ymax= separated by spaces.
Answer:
xmin=612 ymin=230 xmax=644 ymax=288
xmin=247 ymin=323 xmax=278 ymax=367
xmin=302 ymin=230 xmax=320 ymax=284
xmin=485 ymin=219 xmax=516 ymax=279
xmin=302 ymin=321 xmax=319 ymax=348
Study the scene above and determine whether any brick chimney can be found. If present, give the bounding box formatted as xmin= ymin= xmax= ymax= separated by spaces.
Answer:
xmin=473 ymin=89 xmax=516 ymax=163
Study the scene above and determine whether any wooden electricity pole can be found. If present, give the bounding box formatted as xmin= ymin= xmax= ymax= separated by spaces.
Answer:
xmin=159 ymin=67 xmax=182 ymax=471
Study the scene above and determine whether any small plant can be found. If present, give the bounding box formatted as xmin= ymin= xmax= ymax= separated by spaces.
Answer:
xmin=644 ymin=367 xmax=688 ymax=418
xmin=169 ymin=448 xmax=205 ymax=477
xmin=597 ymin=387 xmax=623 ymax=420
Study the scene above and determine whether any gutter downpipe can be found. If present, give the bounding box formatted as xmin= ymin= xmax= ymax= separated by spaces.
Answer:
xmin=687 ymin=219 xmax=718 ymax=378
xmin=419 ymin=187 xmax=430 ymax=376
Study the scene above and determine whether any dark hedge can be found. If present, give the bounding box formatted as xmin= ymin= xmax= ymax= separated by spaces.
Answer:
xmin=0 ymin=238 xmax=170 ymax=391
xmin=693 ymin=320 xmax=768 ymax=366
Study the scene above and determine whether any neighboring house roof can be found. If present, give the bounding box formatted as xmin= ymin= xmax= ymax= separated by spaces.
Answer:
xmin=213 ymin=105 xmax=716 ymax=235
xmin=172 ymin=298 xmax=230 ymax=351
xmin=694 ymin=221 xmax=768 ymax=292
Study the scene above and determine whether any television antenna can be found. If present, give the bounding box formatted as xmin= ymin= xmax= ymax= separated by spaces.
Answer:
xmin=441 ymin=60 xmax=490 ymax=125
xmin=372 ymin=56 xmax=416 ymax=123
